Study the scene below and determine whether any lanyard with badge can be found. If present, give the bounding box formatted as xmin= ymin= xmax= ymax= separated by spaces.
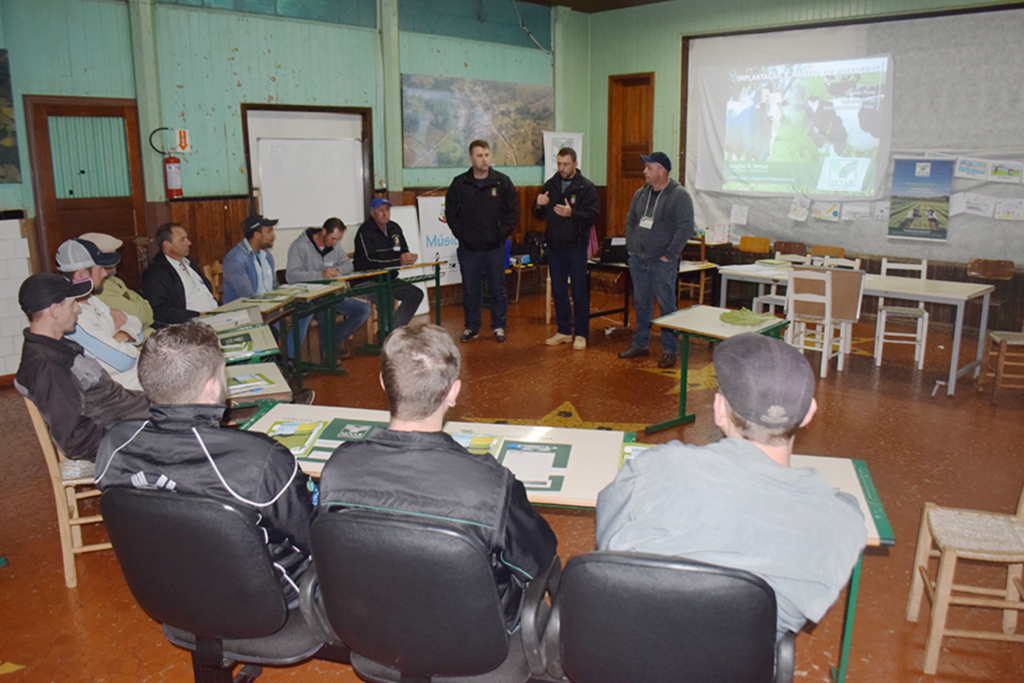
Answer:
xmin=640 ymin=188 xmax=661 ymax=229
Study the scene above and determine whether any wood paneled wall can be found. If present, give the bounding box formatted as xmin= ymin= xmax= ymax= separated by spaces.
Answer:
xmin=167 ymin=196 xmax=250 ymax=271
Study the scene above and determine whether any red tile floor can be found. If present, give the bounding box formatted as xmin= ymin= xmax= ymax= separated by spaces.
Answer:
xmin=1 ymin=291 xmax=1023 ymax=682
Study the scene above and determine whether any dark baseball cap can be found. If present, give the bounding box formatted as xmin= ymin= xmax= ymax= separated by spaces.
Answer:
xmin=640 ymin=151 xmax=672 ymax=172
xmin=242 ymin=214 xmax=279 ymax=237
xmin=713 ymin=333 xmax=815 ymax=429
xmin=19 ymin=273 xmax=93 ymax=315
xmin=55 ymin=238 xmax=120 ymax=272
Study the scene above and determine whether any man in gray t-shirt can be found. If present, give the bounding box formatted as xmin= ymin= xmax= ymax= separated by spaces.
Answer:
xmin=597 ymin=334 xmax=866 ymax=639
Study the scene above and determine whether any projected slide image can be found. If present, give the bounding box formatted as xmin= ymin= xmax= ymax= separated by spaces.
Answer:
xmin=699 ymin=56 xmax=893 ymax=197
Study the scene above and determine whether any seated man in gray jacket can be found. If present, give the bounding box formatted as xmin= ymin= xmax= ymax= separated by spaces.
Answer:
xmin=284 ymin=217 xmax=371 ymax=359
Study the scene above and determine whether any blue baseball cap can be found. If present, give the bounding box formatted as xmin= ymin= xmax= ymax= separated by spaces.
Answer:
xmin=370 ymin=197 xmax=392 ymax=210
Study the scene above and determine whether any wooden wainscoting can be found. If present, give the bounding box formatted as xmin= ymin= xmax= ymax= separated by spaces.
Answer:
xmin=167 ymin=196 xmax=250 ymax=272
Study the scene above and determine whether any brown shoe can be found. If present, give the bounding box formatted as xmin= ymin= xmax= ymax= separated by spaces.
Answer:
xmin=619 ymin=346 xmax=649 ymax=359
xmin=658 ymin=353 xmax=677 ymax=369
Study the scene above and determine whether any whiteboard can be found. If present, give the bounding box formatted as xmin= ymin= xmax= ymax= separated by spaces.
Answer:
xmin=258 ymin=138 xmax=365 ymax=228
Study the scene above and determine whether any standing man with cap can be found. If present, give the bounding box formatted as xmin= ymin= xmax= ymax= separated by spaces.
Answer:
xmin=353 ymin=198 xmax=425 ymax=330
xmin=141 ymin=222 xmax=219 ymax=327
xmin=15 ymin=273 xmax=150 ymax=461
xmin=532 ymin=147 xmax=600 ymax=350
xmin=618 ymin=151 xmax=694 ymax=368
xmin=79 ymin=232 xmax=155 ymax=339
xmin=55 ymin=237 xmax=145 ymax=391
xmin=222 ymin=214 xmax=279 ymax=303
xmin=445 ymin=140 xmax=518 ymax=343
xmin=596 ymin=333 xmax=866 ymax=640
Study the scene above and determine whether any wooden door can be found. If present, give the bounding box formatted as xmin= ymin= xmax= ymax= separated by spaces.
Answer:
xmin=606 ymin=73 xmax=654 ymax=238
xmin=24 ymin=96 xmax=148 ymax=289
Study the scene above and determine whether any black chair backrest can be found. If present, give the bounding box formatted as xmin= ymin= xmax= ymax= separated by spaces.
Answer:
xmin=311 ymin=508 xmax=509 ymax=678
xmin=558 ymin=551 xmax=778 ymax=683
xmin=101 ymin=488 xmax=288 ymax=639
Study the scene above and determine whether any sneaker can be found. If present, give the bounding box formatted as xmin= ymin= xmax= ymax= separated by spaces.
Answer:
xmin=293 ymin=388 xmax=316 ymax=405
xmin=657 ymin=353 xmax=677 ymax=369
xmin=573 ymin=336 xmax=587 ymax=351
xmin=460 ymin=329 xmax=479 ymax=343
xmin=618 ymin=346 xmax=650 ymax=359
xmin=494 ymin=328 xmax=506 ymax=343
xmin=546 ymin=333 xmax=573 ymax=346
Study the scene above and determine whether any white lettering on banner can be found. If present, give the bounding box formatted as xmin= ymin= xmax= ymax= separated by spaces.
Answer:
xmin=417 ymin=196 xmax=462 ymax=285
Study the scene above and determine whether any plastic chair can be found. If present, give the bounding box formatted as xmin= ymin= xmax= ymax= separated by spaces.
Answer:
xmin=977 ymin=323 xmax=1024 ymax=400
xmin=101 ymin=488 xmax=344 ymax=682
xmin=309 ymin=507 xmax=554 ymax=682
xmin=874 ymin=258 xmax=929 ymax=370
xmin=906 ymin=483 xmax=1024 ymax=675
xmin=542 ymin=551 xmax=794 ymax=683
xmin=23 ymin=397 xmax=110 ymax=588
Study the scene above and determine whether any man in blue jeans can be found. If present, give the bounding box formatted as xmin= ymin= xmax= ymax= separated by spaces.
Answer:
xmin=445 ymin=140 xmax=518 ymax=343
xmin=532 ymin=147 xmax=600 ymax=350
xmin=619 ymin=152 xmax=694 ymax=369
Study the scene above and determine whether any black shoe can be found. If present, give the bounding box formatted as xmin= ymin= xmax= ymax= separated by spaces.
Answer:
xmin=619 ymin=346 xmax=650 ymax=359
xmin=460 ymin=329 xmax=479 ymax=342
xmin=658 ymin=353 xmax=677 ymax=369
xmin=293 ymin=388 xmax=316 ymax=405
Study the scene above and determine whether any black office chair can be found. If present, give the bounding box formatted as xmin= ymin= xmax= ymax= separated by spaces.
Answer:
xmin=101 ymin=488 xmax=347 ymax=683
xmin=541 ymin=551 xmax=795 ymax=683
xmin=310 ymin=507 xmax=556 ymax=683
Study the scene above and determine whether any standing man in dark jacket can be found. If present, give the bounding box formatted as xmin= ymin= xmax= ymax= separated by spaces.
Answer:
xmin=15 ymin=273 xmax=150 ymax=461
xmin=319 ymin=323 xmax=557 ymax=629
xmin=141 ymin=222 xmax=219 ymax=327
xmin=445 ymin=140 xmax=519 ymax=343
xmin=619 ymin=152 xmax=694 ymax=369
xmin=532 ymin=147 xmax=600 ymax=350
xmin=95 ymin=321 xmax=317 ymax=605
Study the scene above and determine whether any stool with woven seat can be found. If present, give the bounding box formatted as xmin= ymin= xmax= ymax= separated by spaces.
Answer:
xmin=23 ymin=397 xmax=110 ymax=588
xmin=906 ymin=483 xmax=1024 ymax=674
xmin=977 ymin=324 xmax=1024 ymax=400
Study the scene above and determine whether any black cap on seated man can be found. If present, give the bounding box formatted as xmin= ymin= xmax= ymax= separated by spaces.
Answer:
xmin=15 ymin=273 xmax=150 ymax=461
xmin=319 ymin=323 xmax=557 ymax=628
xmin=597 ymin=333 xmax=867 ymax=640
xmin=94 ymin=320 xmax=318 ymax=605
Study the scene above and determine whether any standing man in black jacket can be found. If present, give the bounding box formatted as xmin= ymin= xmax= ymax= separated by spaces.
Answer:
xmin=532 ymin=147 xmax=600 ymax=350
xmin=95 ymin=321 xmax=317 ymax=605
xmin=319 ymin=323 xmax=557 ymax=629
xmin=445 ymin=140 xmax=518 ymax=343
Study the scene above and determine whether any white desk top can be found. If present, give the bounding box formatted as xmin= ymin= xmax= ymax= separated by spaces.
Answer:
xmin=653 ymin=305 xmax=785 ymax=339
xmin=246 ymin=404 xmax=626 ymax=508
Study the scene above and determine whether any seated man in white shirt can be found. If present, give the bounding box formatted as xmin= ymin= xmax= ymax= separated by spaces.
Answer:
xmin=56 ymin=238 xmax=145 ymax=391
xmin=141 ymin=222 xmax=220 ymax=327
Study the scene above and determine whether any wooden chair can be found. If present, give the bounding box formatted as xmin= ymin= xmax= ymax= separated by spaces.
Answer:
xmin=738 ymin=235 xmax=771 ymax=260
xmin=810 ymin=244 xmax=845 ymax=259
xmin=906 ymin=483 xmax=1024 ymax=674
xmin=773 ymin=240 xmax=807 ymax=257
xmin=977 ymin=323 xmax=1024 ymax=400
xmin=753 ymin=252 xmax=812 ymax=315
xmin=203 ymin=261 xmax=223 ymax=300
xmin=786 ymin=266 xmax=864 ymax=378
xmin=678 ymin=234 xmax=710 ymax=305
xmin=875 ymin=258 xmax=929 ymax=370
xmin=967 ymin=259 xmax=1014 ymax=328
xmin=821 ymin=255 xmax=861 ymax=270
xmin=23 ymin=397 xmax=111 ymax=588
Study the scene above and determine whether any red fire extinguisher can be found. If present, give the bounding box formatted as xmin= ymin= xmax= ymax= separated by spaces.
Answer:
xmin=150 ymin=127 xmax=183 ymax=200
xmin=164 ymin=154 xmax=182 ymax=199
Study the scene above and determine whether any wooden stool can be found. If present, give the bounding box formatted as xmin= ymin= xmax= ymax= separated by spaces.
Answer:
xmin=977 ymin=326 xmax=1024 ymax=400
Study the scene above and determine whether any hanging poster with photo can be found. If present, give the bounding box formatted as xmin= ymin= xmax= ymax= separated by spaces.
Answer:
xmin=542 ymin=132 xmax=584 ymax=181
xmin=888 ymin=159 xmax=954 ymax=241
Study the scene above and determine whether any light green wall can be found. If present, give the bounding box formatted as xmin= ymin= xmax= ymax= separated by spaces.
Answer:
xmin=155 ymin=5 xmax=381 ymax=196
xmin=0 ymin=0 xmax=135 ymax=214
xmin=585 ymin=0 xmax=1021 ymax=185
xmin=398 ymin=32 xmax=552 ymax=188
xmin=551 ymin=7 xmax=590 ymax=175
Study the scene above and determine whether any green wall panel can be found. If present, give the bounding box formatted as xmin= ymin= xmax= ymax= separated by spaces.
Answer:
xmin=0 ymin=0 xmax=135 ymax=214
xmin=399 ymin=0 xmax=550 ymax=50
xmin=156 ymin=4 xmax=381 ymax=196
xmin=399 ymin=31 xmax=551 ymax=187
xmin=48 ymin=116 xmax=131 ymax=199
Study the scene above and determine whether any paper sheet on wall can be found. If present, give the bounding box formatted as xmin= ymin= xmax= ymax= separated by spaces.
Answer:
xmin=964 ymin=193 xmax=996 ymax=217
xmin=986 ymin=161 xmax=1023 ymax=184
xmin=948 ymin=192 xmax=966 ymax=216
xmin=955 ymin=157 xmax=989 ymax=179
xmin=787 ymin=195 xmax=810 ymax=222
xmin=730 ymin=204 xmax=749 ymax=225
xmin=993 ymin=197 xmax=1024 ymax=220
xmin=840 ymin=202 xmax=872 ymax=221
xmin=812 ymin=202 xmax=840 ymax=221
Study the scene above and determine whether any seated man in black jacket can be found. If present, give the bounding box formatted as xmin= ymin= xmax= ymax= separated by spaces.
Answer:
xmin=95 ymin=321 xmax=317 ymax=604
xmin=141 ymin=222 xmax=219 ymax=327
xmin=319 ymin=323 xmax=557 ymax=629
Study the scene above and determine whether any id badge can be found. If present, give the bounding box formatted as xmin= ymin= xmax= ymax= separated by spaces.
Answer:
xmin=639 ymin=216 xmax=654 ymax=229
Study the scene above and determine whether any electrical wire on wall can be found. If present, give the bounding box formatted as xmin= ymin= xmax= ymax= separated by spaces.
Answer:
xmin=511 ymin=0 xmax=554 ymax=72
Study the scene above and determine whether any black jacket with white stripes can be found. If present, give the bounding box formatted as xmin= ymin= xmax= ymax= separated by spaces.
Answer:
xmin=94 ymin=403 xmax=317 ymax=603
